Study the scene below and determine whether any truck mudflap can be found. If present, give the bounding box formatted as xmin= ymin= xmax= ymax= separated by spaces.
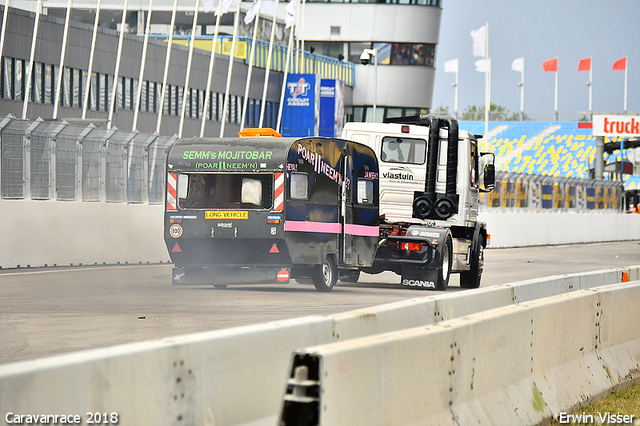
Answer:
xmin=397 ymin=226 xmax=452 ymax=291
xmin=400 ymin=266 xmax=441 ymax=289
xmin=172 ymin=266 xmax=291 ymax=286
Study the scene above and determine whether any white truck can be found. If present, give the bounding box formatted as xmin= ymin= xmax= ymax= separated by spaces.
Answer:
xmin=341 ymin=115 xmax=495 ymax=290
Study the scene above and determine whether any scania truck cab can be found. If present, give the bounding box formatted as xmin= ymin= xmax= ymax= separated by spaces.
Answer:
xmin=341 ymin=115 xmax=495 ymax=290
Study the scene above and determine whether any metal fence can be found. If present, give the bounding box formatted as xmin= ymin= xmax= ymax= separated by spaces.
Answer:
xmin=0 ymin=115 xmax=625 ymax=213
xmin=0 ymin=115 xmax=176 ymax=204
xmin=480 ymin=171 xmax=625 ymax=212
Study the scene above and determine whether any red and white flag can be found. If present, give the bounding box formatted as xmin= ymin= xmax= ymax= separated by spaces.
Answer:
xmin=542 ymin=58 xmax=558 ymax=72
xmin=613 ymin=57 xmax=627 ymax=71
xmin=578 ymin=57 xmax=591 ymax=72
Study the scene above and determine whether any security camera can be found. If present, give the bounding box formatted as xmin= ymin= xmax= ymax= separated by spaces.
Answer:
xmin=360 ymin=51 xmax=370 ymax=66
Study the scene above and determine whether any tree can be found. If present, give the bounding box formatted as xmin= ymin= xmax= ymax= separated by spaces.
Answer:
xmin=460 ymin=103 xmax=532 ymax=122
xmin=432 ymin=103 xmax=450 ymax=116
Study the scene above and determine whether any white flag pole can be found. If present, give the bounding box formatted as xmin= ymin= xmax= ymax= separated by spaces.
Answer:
xmin=623 ymin=56 xmax=628 ymax=113
xmin=0 ymin=0 xmax=11 ymax=64
xmin=132 ymin=0 xmax=154 ymax=132
xmin=453 ymin=60 xmax=458 ymax=119
xmin=107 ymin=0 xmax=130 ymax=129
xmin=299 ymin=0 xmax=306 ymax=73
xmin=240 ymin=0 xmax=262 ymax=131
xmin=219 ymin=1 xmax=240 ymax=137
xmin=82 ymin=0 xmax=101 ymax=119
xmin=554 ymin=66 xmax=558 ymax=121
xmin=22 ymin=0 xmax=43 ymax=119
xmin=178 ymin=0 xmax=201 ymax=138
xmin=52 ymin=0 xmax=73 ymax=119
xmin=277 ymin=25 xmax=294 ymax=133
xmin=484 ymin=22 xmax=489 ymax=138
xmin=294 ymin=0 xmax=302 ymax=73
xmin=259 ymin=0 xmax=280 ymax=128
xmin=156 ymin=0 xmax=179 ymax=134
xmin=588 ymin=57 xmax=593 ymax=116
xmin=520 ymin=59 xmax=524 ymax=120
xmin=199 ymin=0 xmax=224 ymax=137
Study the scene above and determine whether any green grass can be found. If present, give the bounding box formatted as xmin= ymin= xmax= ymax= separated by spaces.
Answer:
xmin=549 ymin=381 xmax=640 ymax=425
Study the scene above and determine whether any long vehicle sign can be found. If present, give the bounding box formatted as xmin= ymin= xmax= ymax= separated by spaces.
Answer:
xmin=205 ymin=211 xmax=249 ymax=219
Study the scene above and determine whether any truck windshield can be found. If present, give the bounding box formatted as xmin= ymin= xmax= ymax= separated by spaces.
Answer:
xmin=177 ymin=173 xmax=273 ymax=210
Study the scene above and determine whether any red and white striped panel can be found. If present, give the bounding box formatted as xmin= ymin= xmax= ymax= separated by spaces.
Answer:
xmin=167 ymin=172 xmax=177 ymax=211
xmin=273 ymin=172 xmax=284 ymax=212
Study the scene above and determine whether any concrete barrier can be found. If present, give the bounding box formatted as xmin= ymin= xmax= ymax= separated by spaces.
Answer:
xmin=596 ymin=282 xmax=640 ymax=392
xmin=0 ymin=200 xmax=169 ymax=269
xmin=1 ymin=198 xmax=639 ymax=269
xmin=525 ymin=291 xmax=610 ymax=418
xmin=278 ymin=282 xmax=640 ymax=426
xmin=0 ymin=316 xmax=336 ymax=426
xmin=1 ymin=267 xmax=639 ymax=426
xmin=479 ymin=211 xmax=640 ymax=247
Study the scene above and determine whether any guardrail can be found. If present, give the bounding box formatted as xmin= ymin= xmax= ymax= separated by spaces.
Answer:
xmin=1 ymin=266 xmax=638 ymax=426
xmin=166 ymin=35 xmax=355 ymax=87
xmin=480 ymin=171 xmax=625 ymax=213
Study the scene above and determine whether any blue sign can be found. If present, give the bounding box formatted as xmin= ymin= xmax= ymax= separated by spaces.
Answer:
xmin=541 ymin=185 xmax=553 ymax=209
xmin=280 ymin=74 xmax=317 ymax=137
xmin=319 ymin=79 xmax=345 ymax=137
xmin=586 ymin=188 xmax=596 ymax=210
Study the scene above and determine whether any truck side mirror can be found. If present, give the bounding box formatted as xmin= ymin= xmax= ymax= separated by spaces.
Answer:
xmin=479 ymin=152 xmax=495 ymax=192
xmin=482 ymin=164 xmax=495 ymax=191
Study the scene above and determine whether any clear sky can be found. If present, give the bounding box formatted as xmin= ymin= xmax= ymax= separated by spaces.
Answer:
xmin=432 ymin=0 xmax=639 ymax=122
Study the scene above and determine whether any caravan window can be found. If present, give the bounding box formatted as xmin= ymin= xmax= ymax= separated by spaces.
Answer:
xmin=290 ymin=172 xmax=308 ymax=200
xmin=380 ymin=137 xmax=426 ymax=164
xmin=357 ymin=179 xmax=374 ymax=205
xmin=178 ymin=173 xmax=273 ymax=209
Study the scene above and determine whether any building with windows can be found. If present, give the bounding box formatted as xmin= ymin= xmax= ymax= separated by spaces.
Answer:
xmin=300 ymin=0 xmax=442 ymax=122
xmin=2 ymin=0 xmax=441 ymax=133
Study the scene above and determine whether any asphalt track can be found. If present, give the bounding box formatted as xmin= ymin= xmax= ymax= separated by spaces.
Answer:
xmin=1 ymin=241 xmax=639 ymax=364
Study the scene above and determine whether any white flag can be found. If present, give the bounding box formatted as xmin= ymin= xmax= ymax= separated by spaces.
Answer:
xmin=244 ymin=0 xmax=260 ymax=23
xmin=443 ymin=58 xmax=458 ymax=74
xmin=204 ymin=0 xmax=215 ymax=13
xmin=470 ymin=24 xmax=487 ymax=58
xmin=475 ymin=58 xmax=490 ymax=73
xmin=511 ymin=57 xmax=524 ymax=72
xmin=285 ymin=0 xmax=298 ymax=28
xmin=216 ymin=0 xmax=239 ymax=16
xmin=260 ymin=0 xmax=278 ymax=17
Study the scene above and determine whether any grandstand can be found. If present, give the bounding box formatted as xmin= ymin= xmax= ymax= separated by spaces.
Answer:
xmin=459 ymin=122 xmax=640 ymax=190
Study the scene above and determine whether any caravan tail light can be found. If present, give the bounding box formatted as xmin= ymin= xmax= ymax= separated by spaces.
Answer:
xmin=267 ymin=215 xmax=281 ymax=224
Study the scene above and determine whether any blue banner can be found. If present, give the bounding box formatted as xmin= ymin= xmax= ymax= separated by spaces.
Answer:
xmin=319 ymin=79 xmax=345 ymax=137
xmin=319 ymin=80 xmax=336 ymax=137
xmin=280 ymin=74 xmax=317 ymax=137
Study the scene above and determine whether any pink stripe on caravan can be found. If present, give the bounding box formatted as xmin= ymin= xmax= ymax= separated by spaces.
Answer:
xmin=284 ymin=221 xmax=342 ymax=234
xmin=344 ymin=224 xmax=380 ymax=237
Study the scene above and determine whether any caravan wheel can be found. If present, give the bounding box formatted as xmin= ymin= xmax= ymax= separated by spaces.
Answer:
xmin=313 ymin=257 xmax=337 ymax=292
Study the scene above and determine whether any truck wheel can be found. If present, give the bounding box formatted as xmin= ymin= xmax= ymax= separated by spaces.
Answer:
xmin=460 ymin=235 xmax=484 ymax=289
xmin=312 ymin=256 xmax=337 ymax=292
xmin=436 ymin=235 xmax=452 ymax=291
xmin=340 ymin=270 xmax=360 ymax=283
